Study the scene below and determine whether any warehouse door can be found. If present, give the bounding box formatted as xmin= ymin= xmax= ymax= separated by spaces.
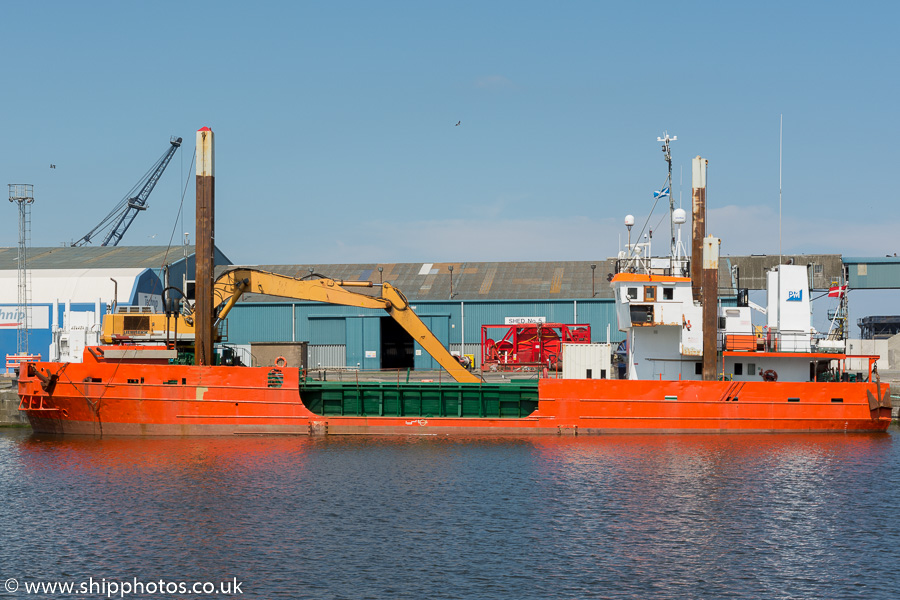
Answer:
xmin=380 ymin=316 xmax=414 ymax=370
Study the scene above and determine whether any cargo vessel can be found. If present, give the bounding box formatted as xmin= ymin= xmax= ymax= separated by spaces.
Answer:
xmin=17 ymin=128 xmax=892 ymax=435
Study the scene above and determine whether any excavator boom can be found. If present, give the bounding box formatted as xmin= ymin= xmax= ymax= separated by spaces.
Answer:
xmin=212 ymin=268 xmax=480 ymax=383
xmin=378 ymin=282 xmax=480 ymax=383
xmin=214 ymin=269 xmax=388 ymax=315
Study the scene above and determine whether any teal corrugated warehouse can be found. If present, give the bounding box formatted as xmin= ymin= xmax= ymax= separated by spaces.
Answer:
xmin=215 ymin=259 xmax=749 ymax=371
xmin=224 ymin=297 xmax=621 ymax=370
xmin=842 ymin=257 xmax=900 ymax=289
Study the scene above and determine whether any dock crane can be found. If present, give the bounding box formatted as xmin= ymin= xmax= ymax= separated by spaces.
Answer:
xmin=72 ymin=136 xmax=182 ymax=247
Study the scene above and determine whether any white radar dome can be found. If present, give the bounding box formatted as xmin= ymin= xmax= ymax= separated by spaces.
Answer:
xmin=624 ymin=215 xmax=635 ymax=227
xmin=673 ymin=208 xmax=687 ymax=224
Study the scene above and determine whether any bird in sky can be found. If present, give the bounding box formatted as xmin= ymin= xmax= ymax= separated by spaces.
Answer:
xmin=455 ymin=121 xmax=460 ymax=126
xmin=50 ymin=164 xmax=56 ymax=169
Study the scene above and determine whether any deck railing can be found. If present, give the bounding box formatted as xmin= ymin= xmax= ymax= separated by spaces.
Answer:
xmin=716 ymin=329 xmax=844 ymax=354
xmin=5 ymin=354 xmax=41 ymax=375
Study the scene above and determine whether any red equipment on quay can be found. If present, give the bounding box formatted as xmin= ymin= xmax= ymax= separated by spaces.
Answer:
xmin=481 ymin=323 xmax=591 ymax=371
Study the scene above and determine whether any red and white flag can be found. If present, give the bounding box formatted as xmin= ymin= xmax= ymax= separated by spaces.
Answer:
xmin=828 ymin=285 xmax=847 ymax=298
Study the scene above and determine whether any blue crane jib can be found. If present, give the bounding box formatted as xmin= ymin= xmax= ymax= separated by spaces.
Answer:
xmin=72 ymin=136 xmax=182 ymax=247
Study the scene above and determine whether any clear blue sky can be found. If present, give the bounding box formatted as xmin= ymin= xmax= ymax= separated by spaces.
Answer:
xmin=2 ymin=1 xmax=898 ymax=327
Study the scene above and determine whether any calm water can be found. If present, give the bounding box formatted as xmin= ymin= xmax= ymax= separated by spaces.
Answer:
xmin=1 ymin=428 xmax=899 ymax=600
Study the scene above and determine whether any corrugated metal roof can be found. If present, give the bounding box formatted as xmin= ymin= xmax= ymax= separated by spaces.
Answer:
xmin=0 ymin=247 xmax=846 ymax=302
xmin=0 ymin=245 xmax=231 ymax=270
xmin=218 ymin=261 xmax=620 ymax=302
xmin=217 ymin=254 xmax=844 ymax=303
xmin=842 ymin=256 xmax=900 ymax=264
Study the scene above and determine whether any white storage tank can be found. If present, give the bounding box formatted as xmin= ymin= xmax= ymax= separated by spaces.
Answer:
xmin=562 ymin=343 xmax=612 ymax=379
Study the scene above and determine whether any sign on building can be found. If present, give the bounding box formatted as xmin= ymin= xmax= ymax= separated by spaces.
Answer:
xmin=504 ymin=316 xmax=546 ymax=325
xmin=0 ymin=306 xmax=50 ymax=329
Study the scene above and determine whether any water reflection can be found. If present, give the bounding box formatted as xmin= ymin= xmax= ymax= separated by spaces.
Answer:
xmin=1 ymin=429 xmax=897 ymax=599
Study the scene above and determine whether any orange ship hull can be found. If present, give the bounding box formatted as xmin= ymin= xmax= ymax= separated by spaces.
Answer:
xmin=16 ymin=356 xmax=892 ymax=436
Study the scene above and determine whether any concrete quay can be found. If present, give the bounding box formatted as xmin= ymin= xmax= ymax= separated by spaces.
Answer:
xmin=0 ymin=375 xmax=28 ymax=427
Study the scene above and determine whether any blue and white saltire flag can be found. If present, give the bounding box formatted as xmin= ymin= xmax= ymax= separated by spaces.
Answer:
xmin=653 ymin=186 xmax=670 ymax=199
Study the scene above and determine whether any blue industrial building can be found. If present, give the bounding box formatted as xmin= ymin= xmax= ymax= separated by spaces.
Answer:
xmin=218 ymin=255 xmax=847 ymax=371
xmin=0 ymin=245 xmax=231 ymax=362
xmin=217 ymin=260 xmax=661 ymax=370
xmin=0 ymin=267 xmax=164 ymax=361
xmin=224 ymin=297 xmax=619 ymax=370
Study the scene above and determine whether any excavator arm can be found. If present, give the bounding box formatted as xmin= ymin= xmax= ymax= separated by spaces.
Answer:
xmin=212 ymin=268 xmax=480 ymax=383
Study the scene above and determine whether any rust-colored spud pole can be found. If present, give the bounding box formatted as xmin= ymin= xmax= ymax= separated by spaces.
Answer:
xmin=691 ymin=156 xmax=707 ymax=303
xmin=702 ymin=235 xmax=720 ymax=381
xmin=195 ymin=127 xmax=215 ymax=365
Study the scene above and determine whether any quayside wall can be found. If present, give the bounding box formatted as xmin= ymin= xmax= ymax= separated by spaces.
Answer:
xmin=0 ymin=376 xmax=28 ymax=427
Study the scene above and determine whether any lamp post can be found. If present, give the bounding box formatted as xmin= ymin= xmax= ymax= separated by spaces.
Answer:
xmin=378 ymin=266 xmax=383 ymax=285
xmin=448 ymin=265 xmax=454 ymax=299
xmin=591 ymin=264 xmax=596 ymax=297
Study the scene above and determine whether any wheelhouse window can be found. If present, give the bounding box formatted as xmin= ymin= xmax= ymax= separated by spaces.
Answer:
xmin=663 ymin=287 xmax=674 ymax=300
xmin=644 ymin=286 xmax=656 ymax=301
xmin=734 ymin=362 xmax=743 ymax=375
xmin=626 ymin=287 xmax=639 ymax=300
xmin=630 ymin=305 xmax=654 ymax=325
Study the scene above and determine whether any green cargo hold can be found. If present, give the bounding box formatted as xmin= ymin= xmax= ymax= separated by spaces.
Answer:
xmin=300 ymin=381 xmax=539 ymax=418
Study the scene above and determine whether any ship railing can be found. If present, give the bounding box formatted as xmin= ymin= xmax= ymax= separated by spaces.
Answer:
xmin=716 ymin=329 xmax=821 ymax=354
xmin=614 ymin=257 xmax=690 ymax=278
xmin=220 ymin=343 xmax=251 ymax=366
xmin=5 ymin=353 xmax=41 ymax=376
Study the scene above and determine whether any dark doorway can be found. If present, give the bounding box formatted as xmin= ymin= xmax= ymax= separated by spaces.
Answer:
xmin=381 ymin=317 xmax=414 ymax=370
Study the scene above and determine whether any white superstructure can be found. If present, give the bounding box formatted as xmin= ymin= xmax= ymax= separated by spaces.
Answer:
xmin=611 ymin=255 xmax=854 ymax=383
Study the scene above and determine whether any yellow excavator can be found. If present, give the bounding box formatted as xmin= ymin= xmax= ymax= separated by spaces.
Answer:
xmin=101 ymin=268 xmax=480 ymax=383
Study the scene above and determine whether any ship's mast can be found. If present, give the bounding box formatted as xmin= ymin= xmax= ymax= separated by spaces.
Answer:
xmin=657 ymin=132 xmax=676 ymax=268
